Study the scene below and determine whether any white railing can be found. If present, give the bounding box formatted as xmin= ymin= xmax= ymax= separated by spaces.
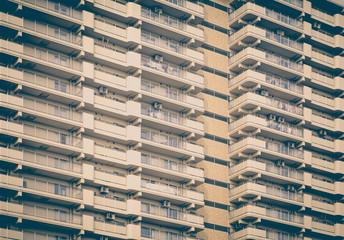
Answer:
xmin=94 ymin=0 xmax=127 ymax=13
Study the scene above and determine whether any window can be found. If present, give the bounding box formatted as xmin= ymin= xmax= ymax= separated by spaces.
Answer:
xmin=55 ymin=184 xmax=67 ymax=196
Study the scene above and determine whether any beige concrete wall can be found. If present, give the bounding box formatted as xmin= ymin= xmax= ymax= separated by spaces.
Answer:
xmin=204 ymin=5 xmax=228 ymax=29
xmin=204 ymin=27 xmax=228 ymax=50
xmin=203 ymin=49 xmax=228 ymax=73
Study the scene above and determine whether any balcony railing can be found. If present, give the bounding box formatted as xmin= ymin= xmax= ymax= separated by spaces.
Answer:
xmin=162 ymin=0 xmax=204 ymax=15
xmin=229 ymin=92 xmax=303 ymax=116
xmin=23 ymin=44 xmax=82 ymax=71
xmin=141 ymin=226 xmax=202 ymax=240
xmin=94 ymin=219 xmax=126 ymax=235
xmin=229 ymin=70 xmax=303 ymax=94
xmin=229 ymin=26 xmax=303 ymax=51
xmin=265 ymin=51 xmax=303 ymax=72
xmin=0 ymin=228 xmax=71 ymax=240
xmin=141 ymin=31 xmax=203 ymax=61
xmin=23 ymin=18 xmax=82 ymax=45
xmin=266 ymin=228 xmax=303 ymax=240
xmin=141 ymin=129 xmax=185 ymax=149
xmin=94 ymin=0 xmax=127 ymax=13
xmin=229 ymin=159 xmax=304 ymax=181
xmin=0 ymin=200 xmax=82 ymax=225
xmin=141 ymin=79 xmax=203 ymax=108
xmin=311 ymin=8 xmax=334 ymax=23
xmin=94 ymin=194 xmax=127 ymax=210
xmin=0 ymin=174 xmax=82 ymax=199
xmin=94 ymin=143 xmax=127 ymax=162
xmin=229 ymin=226 xmax=303 ymax=240
xmin=141 ymin=7 xmax=203 ymax=38
xmin=311 ymin=70 xmax=335 ymax=87
xmin=94 ymin=169 xmax=126 ymax=186
xmin=23 ymin=0 xmax=82 ymax=20
xmin=141 ymin=202 xmax=203 ymax=224
xmin=141 ymin=105 xmax=203 ymax=131
xmin=266 ymin=140 xmax=304 ymax=159
xmin=0 ymin=147 xmax=82 ymax=173
xmin=281 ymin=0 xmax=303 ymax=8
xmin=94 ymin=18 xmax=127 ymax=39
xmin=228 ymin=115 xmax=303 ymax=137
xmin=141 ymin=56 xmax=203 ymax=85
xmin=228 ymin=3 xmax=303 ymax=29
xmin=141 ymin=153 xmax=203 ymax=178
xmin=230 ymin=204 xmax=304 ymax=224
xmin=229 ymin=182 xmax=303 ymax=202
xmin=141 ymin=178 xmax=203 ymax=201
xmin=0 ymin=121 xmax=82 ymax=148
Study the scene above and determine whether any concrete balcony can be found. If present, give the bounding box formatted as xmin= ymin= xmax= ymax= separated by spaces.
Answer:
xmin=310 ymin=7 xmax=334 ymax=25
xmin=229 ymin=92 xmax=304 ymax=121
xmin=0 ymin=120 xmax=82 ymax=155
xmin=92 ymin=194 xmax=132 ymax=214
xmin=229 ymin=182 xmax=304 ymax=206
xmin=0 ymin=228 xmax=72 ymax=240
xmin=309 ymin=69 xmax=344 ymax=92
xmin=141 ymin=202 xmax=204 ymax=230
xmin=86 ymin=65 xmax=140 ymax=96
xmin=304 ymin=87 xmax=344 ymax=112
xmin=228 ymin=114 xmax=303 ymax=141
xmin=90 ymin=17 xmax=140 ymax=47
xmin=0 ymin=174 xmax=82 ymax=205
xmin=85 ymin=0 xmax=141 ymax=23
xmin=83 ymin=87 xmax=140 ymax=120
xmin=141 ymin=153 xmax=204 ymax=184
xmin=89 ymin=219 xmax=140 ymax=240
xmin=0 ymin=201 xmax=82 ymax=230
xmin=229 ymin=227 xmax=303 ymax=240
xmin=141 ymin=7 xmax=204 ymax=42
xmin=0 ymin=147 xmax=82 ymax=181
xmin=141 ymin=31 xmax=204 ymax=67
xmin=82 ymin=164 xmax=141 ymax=193
xmin=0 ymin=39 xmax=82 ymax=79
xmin=228 ymin=69 xmax=303 ymax=98
xmin=229 ymin=136 xmax=304 ymax=163
xmin=0 ymin=13 xmax=82 ymax=54
xmin=304 ymin=194 xmax=344 ymax=216
xmin=141 ymin=104 xmax=204 ymax=138
xmin=83 ymin=36 xmax=140 ymax=71
xmin=229 ymin=204 xmax=304 ymax=228
xmin=14 ymin=0 xmax=83 ymax=26
xmin=307 ymin=218 xmax=344 ymax=237
xmin=228 ymin=25 xmax=303 ymax=53
xmin=229 ymin=159 xmax=304 ymax=184
xmin=141 ymin=79 xmax=204 ymax=115
xmin=229 ymin=47 xmax=303 ymax=76
xmin=141 ymin=178 xmax=204 ymax=207
xmin=141 ymin=128 xmax=204 ymax=160
xmin=309 ymin=50 xmax=344 ymax=70
xmin=156 ymin=0 xmax=204 ymax=19
xmin=0 ymin=93 xmax=82 ymax=130
xmin=141 ymin=56 xmax=204 ymax=92
xmin=228 ymin=2 xmax=303 ymax=32
xmin=0 ymin=66 xmax=82 ymax=105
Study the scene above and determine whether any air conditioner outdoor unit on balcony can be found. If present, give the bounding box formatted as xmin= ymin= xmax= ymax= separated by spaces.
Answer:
xmin=153 ymin=102 xmax=162 ymax=110
xmin=267 ymin=114 xmax=276 ymax=121
xmin=313 ymin=22 xmax=321 ymax=29
xmin=259 ymin=89 xmax=269 ymax=97
xmin=154 ymin=7 xmax=163 ymax=14
xmin=319 ymin=129 xmax=327 ymax=136
xmin=106 ymin=212 xmax=115 ymax=221
xmin=162 ymin=200 xmax=171 ymax=207
xmin=276 ymin=160 xmax=285 ymax=166
xmin=287 ymin=185 xmax=295 ymax=191
xmin=276 ymin=29 xmax=285 ymax=36
xmin=99 ymin=86 xmax=108 ymax=95
xmin=154 ymin=54 xmax=163 ymax=62
xmin=100 ymin=185 xmax=109 ymax=194
xmin=276 ymin=116 xmax=285 ymax=123
xmin=287 ymin=142 xmax=295 ymax=148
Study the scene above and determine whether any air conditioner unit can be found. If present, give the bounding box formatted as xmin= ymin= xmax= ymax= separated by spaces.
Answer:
xmin=276 ymin=160 xmax=285 ymax=166
xmin=162 ymin=200 xmax=171 ymax=207
xmin=105 ymin=212 xmax=115 ymax=221
xmin=154 ymin=7 xmax=163 ymax=14
xmin=319 ymin=129 xmax=327 ymax=136
xmin=313 ymin=22 xmax=321 ymax=29
xmin=287 ymin=142 xmax=295 ymax=148
xmin=152 ymin=102 xmax=162 ymax=110
xmin=100 ymin=185 xmax=109 ymax=194
xmin=276 ymin=29 xmax=285 ymax=36
xmin=287 ymin=185 xmax=295 ymax=191
xmin=153 ymin=54 xmax=163 ymax=62
xmin=99 ymin=86 xmax=108 ymax=95
xmin=260 ymin=89 xmax=269 ymax=97
xmin=267 ymin=114 xmax=276 ymax=121
xmin=276 ymin=116 xmax=285 ymax=123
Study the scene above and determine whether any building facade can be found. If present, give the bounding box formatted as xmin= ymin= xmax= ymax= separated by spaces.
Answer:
xmin=0 ymin=0 xmax=343 ymax=240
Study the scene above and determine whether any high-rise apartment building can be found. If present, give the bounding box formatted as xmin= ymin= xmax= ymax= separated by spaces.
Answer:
xmin=0 ymin=0 xmax=343 ymax=239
